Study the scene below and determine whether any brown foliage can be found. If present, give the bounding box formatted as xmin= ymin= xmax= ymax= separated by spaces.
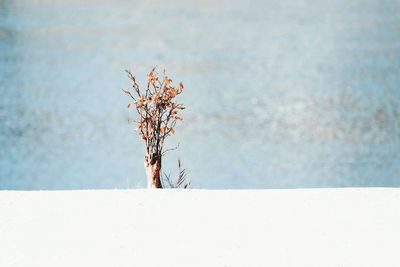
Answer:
xmin=123 ymin=67 xmax=185 ymax=158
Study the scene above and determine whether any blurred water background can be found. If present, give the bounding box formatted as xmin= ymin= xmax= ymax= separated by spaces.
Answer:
xmin=0 ymin=0 xmax=399 ymax=189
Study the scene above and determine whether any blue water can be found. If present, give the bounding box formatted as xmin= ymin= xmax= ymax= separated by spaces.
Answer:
xmin=1 ymin=0 xmax=399 ymax=189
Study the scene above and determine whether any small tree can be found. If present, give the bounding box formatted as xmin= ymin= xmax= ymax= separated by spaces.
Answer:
xmin=123 ymin=67 xmax=186 ymax=189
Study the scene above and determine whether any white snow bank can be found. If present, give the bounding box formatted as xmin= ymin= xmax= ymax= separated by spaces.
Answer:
xmin=0 ymin=188 xmax=399 ymax=267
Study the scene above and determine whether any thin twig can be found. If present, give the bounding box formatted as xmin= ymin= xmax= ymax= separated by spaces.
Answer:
xmin=162 ymin=143 xmax=180 ymax=156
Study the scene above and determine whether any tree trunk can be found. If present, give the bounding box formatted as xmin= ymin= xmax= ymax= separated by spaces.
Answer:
xmin=144 ymin=153 xmax=162 ymax=189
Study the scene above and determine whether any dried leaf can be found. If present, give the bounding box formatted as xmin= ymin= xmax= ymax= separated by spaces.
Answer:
xmin=165 ymin=77 xmax=172 ymax=87
xmin=174 ymin=115 xmax=183 ymax=121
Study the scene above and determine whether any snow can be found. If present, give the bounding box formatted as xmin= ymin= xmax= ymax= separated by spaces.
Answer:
xmin=0 ymin=188 xmax=399 ymax=267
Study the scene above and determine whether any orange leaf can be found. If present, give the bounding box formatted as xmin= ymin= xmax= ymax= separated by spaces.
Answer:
xmin=165 ymin=77 xmax=172 ymax=87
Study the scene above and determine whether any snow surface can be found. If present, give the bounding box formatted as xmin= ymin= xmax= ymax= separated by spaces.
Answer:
xmin=0 ymin=188 xmax=399 ymax=267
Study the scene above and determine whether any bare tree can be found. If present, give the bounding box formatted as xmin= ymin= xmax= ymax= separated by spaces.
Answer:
xmin=123 ymin=67 xmax=186 ymax=188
